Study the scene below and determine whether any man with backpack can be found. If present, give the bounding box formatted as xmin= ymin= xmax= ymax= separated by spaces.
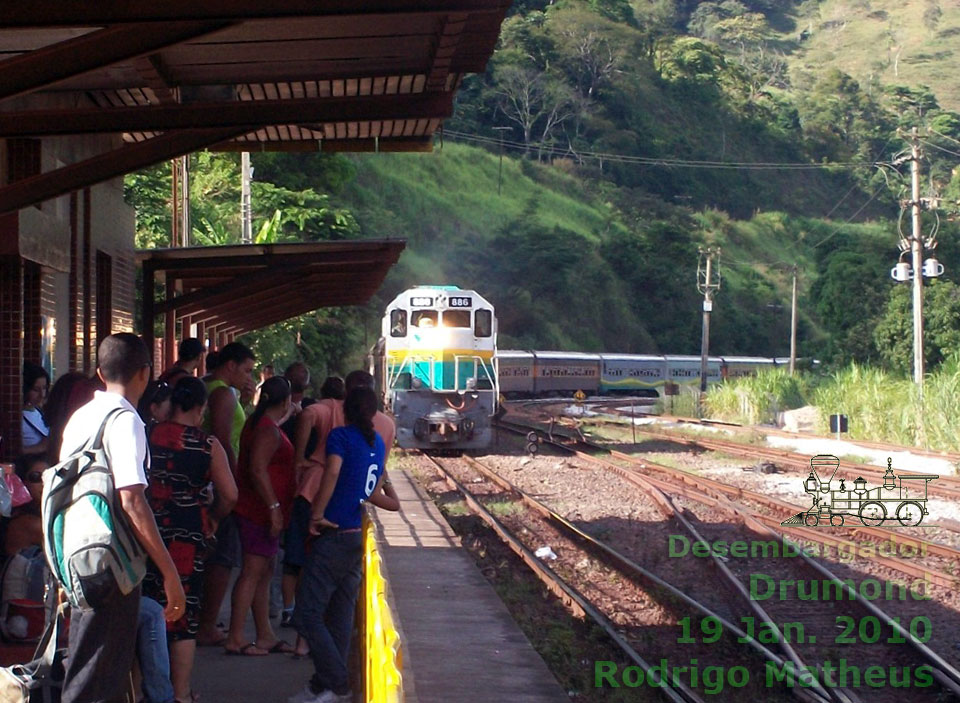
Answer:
xmin=54 ymin=333 xmax=186 ymax=703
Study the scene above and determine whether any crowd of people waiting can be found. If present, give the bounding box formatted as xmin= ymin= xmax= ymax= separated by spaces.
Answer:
xmin=0 ymin=334 xmax=400 ymax=703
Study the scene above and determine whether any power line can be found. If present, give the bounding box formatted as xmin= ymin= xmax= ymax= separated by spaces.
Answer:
xmin=919 ymin=138 xmax=960 ymax=160
xmin=811 ymin=185 xmax=886 ymax=249
xmin=823 ymin=182 xmax=858 ymax=220
xmin=442 ymin=129 xmax=879 ymax=171
xmin=927 ymin=128 xmax=960 ymax=148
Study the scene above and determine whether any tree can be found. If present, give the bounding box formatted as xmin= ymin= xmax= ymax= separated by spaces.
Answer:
xmin=125 ymin=163 xmax=172 ymax=249
xmin=923 ymin=0 xmax=942 ymax=31
xmin=810 ymin=250 xmax=888 ymax=363
xmin=874 ymin=279 xmax=960 ymax=374
xmin=713 ymin=12 xmax=770 ymax=60
xmin=551 ymin=7 xmax=629 ymax=97
xmin=658 ymin=37 xmax=727 ymax=85
xmin=493 ymin=63 xmax=576 ymax=156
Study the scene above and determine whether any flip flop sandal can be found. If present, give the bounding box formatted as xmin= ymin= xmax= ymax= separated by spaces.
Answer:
xmin=264 ymin=640 xmax=296 ymax=654
xmin=224 ymin=642 xmax=268 ymax=656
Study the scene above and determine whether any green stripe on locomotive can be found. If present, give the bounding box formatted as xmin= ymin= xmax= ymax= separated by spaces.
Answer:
xmin=387 ymin=357 xmax=495 ymax=392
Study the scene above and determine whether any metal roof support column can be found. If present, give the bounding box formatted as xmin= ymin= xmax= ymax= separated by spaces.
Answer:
xmin=141 ymin=261 xmax=156 ymax=379
xmin=207 ymin=324 xmax=219 ymax=351
xmin=195 ymin=319 xmax=206 ymax=375
xmin=164 ymin=277 xmax=177 ymax=372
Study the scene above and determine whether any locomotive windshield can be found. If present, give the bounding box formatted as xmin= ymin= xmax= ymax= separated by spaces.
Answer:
xmin=475 ymin=309 xmax=492 ymax=337
xmin=390 ymin=309 xmax=407 ymax=337
xmin=441 ymin=310 xmax=471 ymax=328
xmin=411 ymin=310 xmax=438 ymax=328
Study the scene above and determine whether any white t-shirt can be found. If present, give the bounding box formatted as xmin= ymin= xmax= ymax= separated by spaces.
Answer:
xmin=59 ymin=391 xmax=149 ymax=489
xmin=21 ymin=407 xmax=49 ymax=447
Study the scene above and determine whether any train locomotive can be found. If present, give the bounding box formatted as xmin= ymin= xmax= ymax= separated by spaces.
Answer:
xmin=782 ymin=455 xmax=939 ymax=527
xmin=373 ymin=286 xmax=498 ymax=450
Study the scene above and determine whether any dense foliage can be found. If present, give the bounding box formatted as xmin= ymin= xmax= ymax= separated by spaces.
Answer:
xmin=125 ymin=0 xmax=960 ymax=378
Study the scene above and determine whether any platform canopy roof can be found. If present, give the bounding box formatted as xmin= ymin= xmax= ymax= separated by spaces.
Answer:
xmin=0 ymin=0 xmax=511 ymax=214
xmin=139 ymin=240 xmax=406 ymax=344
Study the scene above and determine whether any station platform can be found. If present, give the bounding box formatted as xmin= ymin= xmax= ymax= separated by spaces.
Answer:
xmin=372 ymin=468 xmax=568 ymax=703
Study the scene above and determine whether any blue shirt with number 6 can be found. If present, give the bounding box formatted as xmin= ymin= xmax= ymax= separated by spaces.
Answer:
xmin=323 ymin=425 xmax=385 ymax=529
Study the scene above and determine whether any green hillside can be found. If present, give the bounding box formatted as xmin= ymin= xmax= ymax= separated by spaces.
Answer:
xmin=787 ymin=0 xmax=960 ymax=111
xmin=126 ymin=0 xmax=960 ymax=377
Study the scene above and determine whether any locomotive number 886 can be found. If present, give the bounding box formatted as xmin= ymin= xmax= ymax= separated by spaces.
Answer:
xmin=372 ymin=286 xmax=498 ymax=450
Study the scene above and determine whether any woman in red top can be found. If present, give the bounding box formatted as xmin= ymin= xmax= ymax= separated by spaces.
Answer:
xmin=224 ymin=376 xmax=297 ymax=656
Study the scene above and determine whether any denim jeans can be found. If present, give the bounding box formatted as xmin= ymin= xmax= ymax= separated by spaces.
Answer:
xmin=292 ymin=531 xmax=364 ymax=695
xmin=138 ymin=596 xmax=175 ymax=703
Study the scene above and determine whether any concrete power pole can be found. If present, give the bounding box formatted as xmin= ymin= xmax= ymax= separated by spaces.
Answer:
xmin=241 ymin=151 xmax=252 ymax=244
xmin=697 ymin=247 xmax=721 ymax=402
xmin=789 ymin=265 xmax=798 ymax=375
xmin=909 ymin=127 xmax=924 ymax=393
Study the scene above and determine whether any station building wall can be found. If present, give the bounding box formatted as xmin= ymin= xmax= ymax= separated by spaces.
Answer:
xmin=0 ymin=111 xmax=136 ymax=459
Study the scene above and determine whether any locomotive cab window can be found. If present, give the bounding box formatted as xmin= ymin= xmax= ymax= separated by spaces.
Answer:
xmin=390 ymin=309 xmax=407 ymax=337
xmin=411 ymin=310 xmax=438 ymax=328
xmin=441 ymin=310 xmax=471 ymax=328
xmin=475 ymin=309 xmax=492 ymax=338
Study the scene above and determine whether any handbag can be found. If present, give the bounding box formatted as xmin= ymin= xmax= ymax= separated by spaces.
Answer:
xmin=4 ymin=475 xmax=32 ymax=510
xmin=0 ymin=601 xmax=64 ymax=702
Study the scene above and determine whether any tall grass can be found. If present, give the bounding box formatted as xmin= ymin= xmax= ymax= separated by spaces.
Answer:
xmin=812 ymin=365 xmax=917 ymax=446
xmin=654 ymin=387 xmax=700 ymax=417
xmin=702 ymin=360 xmax=960 ymax=452
xmin=705 ymin=368 xmax=810 ymax=425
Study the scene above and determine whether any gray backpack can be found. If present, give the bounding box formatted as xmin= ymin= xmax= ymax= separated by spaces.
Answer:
xmin=41 ymin=408 xmax=146 ymax=611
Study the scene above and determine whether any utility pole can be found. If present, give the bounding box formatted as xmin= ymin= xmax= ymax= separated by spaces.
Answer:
xmin=909 ymin=127 xmax=924 ymax=393
xmin=697 ymin=247 xmax=721 ymax=406
xmin=171 ymin=159 xmax=180 ymax=247
xmin=789 ymin=264 xmax=798 ymax=375
xmin=240 ymin=151 xmax=252 ymax=244
xmin=492 ymin=126 xmax=511 ymax=196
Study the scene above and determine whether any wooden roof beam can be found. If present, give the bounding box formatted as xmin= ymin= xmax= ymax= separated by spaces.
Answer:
xmin=157 ymin=266 xmax=310 ymax=316
xmin=219 ymin=293 xmax=373 ymax=331
xmin=0 ymin=93 xmax=454 ymax=137
xmin=213 ymin=136 xmax=433 ymax=153
xmin=132 ymin=54 xmax=178 ymax=105
xmin=426 ymin=13 xmax=469 ymax=92
xmin=0 ymin=126 xmax=248 ymax=215
xmin=0 ymin=1 xmax=506 ymax=27
xmin=142 ymin=247 xmax=402 ymax=273
xmin=192 ymin=286 xmax=366 ymax=326
xmin=0 ymin=21 xmax=231 ymax=103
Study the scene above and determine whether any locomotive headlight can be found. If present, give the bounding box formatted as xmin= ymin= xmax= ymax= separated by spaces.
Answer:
xmin=420 ymin=326 xmax=452 ymax=348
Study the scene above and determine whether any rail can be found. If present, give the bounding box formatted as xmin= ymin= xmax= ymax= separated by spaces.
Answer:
xmin=361 ymin=515 xmax=404 ymax=703
xmin=495 ymin=417 xmax=960 ymax=698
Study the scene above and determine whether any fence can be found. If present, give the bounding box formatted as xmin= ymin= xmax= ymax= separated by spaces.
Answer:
xmin=361 ymin=515 xmax=404 ymax=702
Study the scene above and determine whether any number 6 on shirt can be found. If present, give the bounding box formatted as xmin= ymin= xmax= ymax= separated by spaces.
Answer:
xmin=364 ymin=464 xmax=379 ymax=497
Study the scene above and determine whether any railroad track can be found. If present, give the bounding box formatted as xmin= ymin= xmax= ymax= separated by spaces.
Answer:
xmin=419 ymin=452 xmax=821 ymax=703
xmin=656 ymin=415 xmax=960 ymax=465
xmin=499 ymin=417 xmax=960 ymax=579
xmin=623 ymin=426 xmax=960 ymax=503
xmin=492 ymin=419 xmax=960 ymax=701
